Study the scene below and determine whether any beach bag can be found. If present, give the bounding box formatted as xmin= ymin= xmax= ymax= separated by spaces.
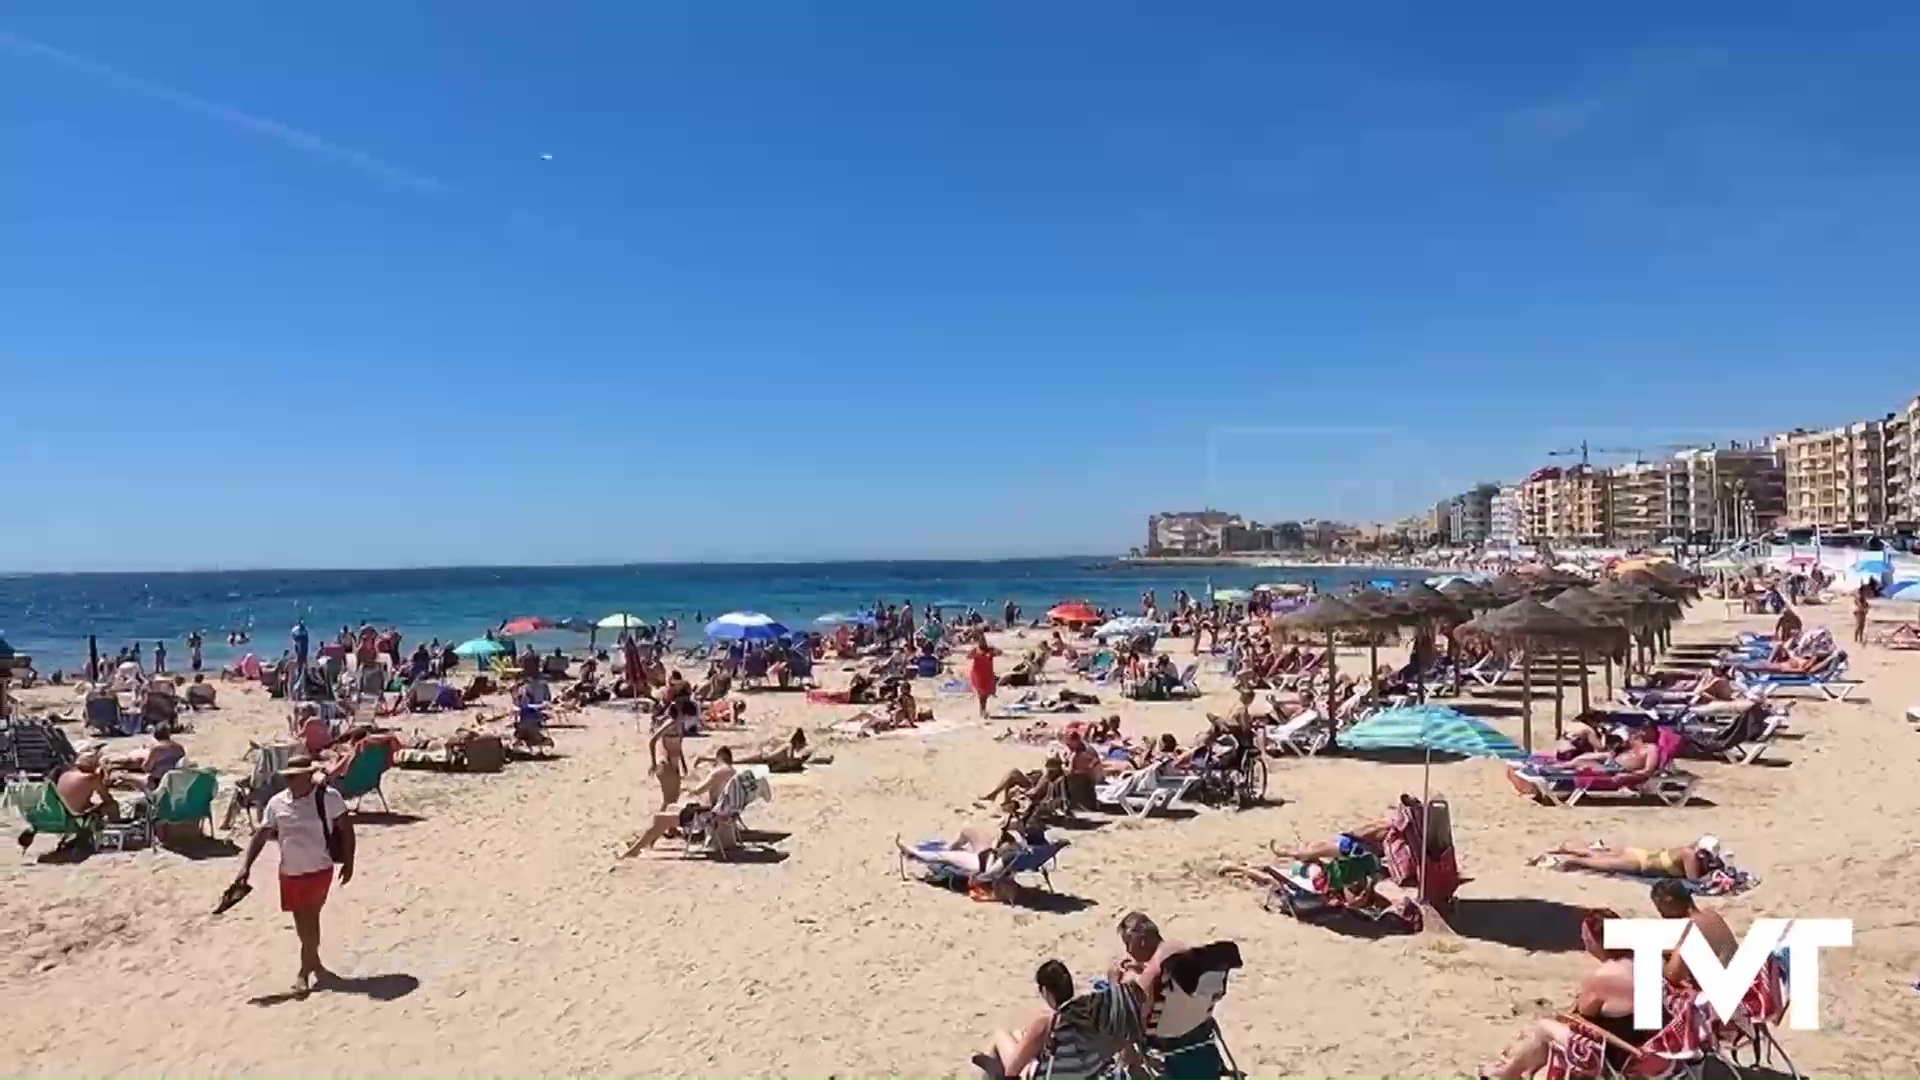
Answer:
xmin=314 ymin=784 xmax=346 ymax=864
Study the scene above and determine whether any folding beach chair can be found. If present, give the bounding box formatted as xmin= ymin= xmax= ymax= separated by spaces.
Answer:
xmin=149 ymin=767 xmax=220 ymax=845
xmin=332 ymin=741 xmax=394 ymax=812
xmin=901 ymin=837 xmax=1068 ymax=896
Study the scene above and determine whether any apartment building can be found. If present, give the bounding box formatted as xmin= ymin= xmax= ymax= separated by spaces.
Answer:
xmin=1517 ymin=465 xmax=1610 ymax=546
xmin=1446 ymin=483 xmax=1499 ymax=546
xmin=1674 ymin=443 xmax=1786 ymax=540
xmin=1489 ymin=485 xmax=1522 ymax=548
xmin=1888 ymin=395 xmax=1919 ymax=530
xmin=1776 ymin=420 xmax=1890 ymax=531
xmin=1607 ymin=461 xmax=1673 ymax=548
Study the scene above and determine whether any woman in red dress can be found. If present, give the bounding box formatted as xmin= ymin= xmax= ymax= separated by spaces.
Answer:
xmin=968 ymin=634 xmax=1000 ymax=720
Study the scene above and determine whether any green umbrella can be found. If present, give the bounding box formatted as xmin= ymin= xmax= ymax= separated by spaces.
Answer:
xmin=1338 ymin=704 xmax=1525 ymax=759
xmin=452 ymin=638 xmax=507 ymax=658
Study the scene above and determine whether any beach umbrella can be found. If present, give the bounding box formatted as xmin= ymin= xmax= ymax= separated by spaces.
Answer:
xmin=501 ymin=617 xmax=552 ymax=636
xmin=1279 ymin=595 xmax=1377 ymax=708
xmin=1439 ymin=579 xmax=1500 ymax=609
xmin=1094 ymin=616 xmax=1165 ymax=639
xmin=452 ymin=638 xmax=506 ymax=658
xmin=1048 ymin=602 xmax=1101 ymax=627
xmin=1337 ymin=704 xmax=1523 ymax=907
xmin=596 ymin=613 xmax=646 ymax=630
xmin=1853 ymin=557 xmax=1893 ymax=577
xmin=1885 ymin=580 xmax=1920 ymax=601
xmin=1546 ymin=587 xmax=1630 ymax=711
xmin=1338 ymin=704 xmax=1525 ymax=759
xmin=706 ymin=612 xmax=790 ymax=641
xmin=1212 ymin=588 xmax=1252 ymax=604
xmin=1465 ymin=597 xmax=1594 ymax=752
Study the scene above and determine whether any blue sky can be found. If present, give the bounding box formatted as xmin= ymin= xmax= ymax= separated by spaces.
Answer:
xmin=4 ymin=3 xmax=1919 ymax=570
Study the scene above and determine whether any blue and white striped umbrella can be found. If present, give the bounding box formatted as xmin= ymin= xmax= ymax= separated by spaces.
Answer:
xmin=1094 ymin=616 xmax=1165 ymax=639
xmin=1337 ymin=704 xmax=1525 ymax=759
xmin=706 ymin=611 xmax=791 ymax=641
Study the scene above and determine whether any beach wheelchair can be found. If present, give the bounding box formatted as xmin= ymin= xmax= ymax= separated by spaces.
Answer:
xmin=1189 ymin=732 xmax=1267 ymax=810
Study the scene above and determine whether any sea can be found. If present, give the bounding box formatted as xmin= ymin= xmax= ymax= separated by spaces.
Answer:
xmin=0 ymin=559 xmax=1421 ymax=671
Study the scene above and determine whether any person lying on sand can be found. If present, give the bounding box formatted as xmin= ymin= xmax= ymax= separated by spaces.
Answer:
xmin=697 ymin=728 xmax=829 ymax=773
xmin=1537 ymin=835 xmax=1724 ymax=881
xmin=620 ymin=747 xmax=737 ymax=857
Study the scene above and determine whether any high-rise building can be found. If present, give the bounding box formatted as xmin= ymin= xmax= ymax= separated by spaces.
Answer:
xmin=1887 ymin=395 xmax=1919 ymax=531
xmin=1447 ymin=483 xmax=1499 ymax=546
xmin=1489 ymin=485 xmax=1522 ymax=548
xmin=1776 ymin=420 xmax=1890 ymax=531
xmin=1607 ymin=461 xmax=1673 ymax=549
xmin=1671 ymin=443 xmax=1785 ymax=541
xmin=1517 ymin=466 xmax=1610 ymax=546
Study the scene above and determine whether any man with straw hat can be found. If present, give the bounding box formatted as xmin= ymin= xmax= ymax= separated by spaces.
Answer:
xmin=234 ymin=754 xmax=355 ymax=996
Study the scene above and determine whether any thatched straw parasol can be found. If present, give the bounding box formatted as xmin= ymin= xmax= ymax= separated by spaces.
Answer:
xmin=1279 ymin=595 xmax=1377 ymax=711
xmin=1545 ymin=587 xmax=1631 ymax=711
xmin=1465 ymin=596 xmax=1597 ymax=751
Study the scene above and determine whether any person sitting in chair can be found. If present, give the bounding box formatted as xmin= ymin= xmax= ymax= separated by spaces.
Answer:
xmin=620 ymin=747 xmax=740 ymax=856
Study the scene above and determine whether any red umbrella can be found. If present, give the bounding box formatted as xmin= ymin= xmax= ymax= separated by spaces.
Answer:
xmin=1047 ymin=601 xmax=1101 ymax=626
xmin=501 ymin=617 xmax=552 ymax=636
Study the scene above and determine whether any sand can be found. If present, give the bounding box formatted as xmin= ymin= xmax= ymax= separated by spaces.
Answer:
xmin=2 ymin=605 xmax=1917 ymax=1078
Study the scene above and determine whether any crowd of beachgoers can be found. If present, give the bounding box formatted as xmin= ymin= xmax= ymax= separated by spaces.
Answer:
xmin=1 ymin=558 xmax=1916 ymax=1077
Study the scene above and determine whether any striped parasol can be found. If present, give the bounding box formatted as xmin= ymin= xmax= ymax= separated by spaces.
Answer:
xmin=1337 ymin=704 xmax=1525 ymax=759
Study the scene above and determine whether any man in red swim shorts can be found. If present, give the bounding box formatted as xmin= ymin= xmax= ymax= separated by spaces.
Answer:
xmin=235 ymin=754 xmax=355 ymax=996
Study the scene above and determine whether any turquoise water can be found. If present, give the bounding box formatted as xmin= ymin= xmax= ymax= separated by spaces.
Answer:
xmin=0 ymin=559 xmax=1416 ymax=670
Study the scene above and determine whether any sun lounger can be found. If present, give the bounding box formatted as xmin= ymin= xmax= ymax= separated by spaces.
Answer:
xmin=1460 ymin=653 xmax=1510 ymax=689
xmin=1262 ymin=710 xmax=1328 ymax=756
xmin=1094 ymin=762 xmax=1196 ymax=817
xmin=0 ymin=718 xmax=78 ymax=779
xmin=1513 ymin=760 xmax=1699 ymax=808
xmin=1674 ymin=702 xmax=1787 ymax=765
xmin=901 ymin=837 xmax=1068 ymax=895
xmin=1734 ymin=652 xmax=1861 ymax=701
xmin=1512 ymin=729 xmax=1700 ymax=807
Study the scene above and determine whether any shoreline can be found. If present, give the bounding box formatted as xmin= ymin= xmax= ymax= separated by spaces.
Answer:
xmin=1118 ymin=554 xmax=1442 ymax=571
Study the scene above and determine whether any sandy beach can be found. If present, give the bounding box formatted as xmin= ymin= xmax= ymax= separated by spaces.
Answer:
xmin=2 ymin=603 xmax=1916 ymax=1078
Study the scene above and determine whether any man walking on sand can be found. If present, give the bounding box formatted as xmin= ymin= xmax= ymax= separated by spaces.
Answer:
xmin=234 ymin=755 xmax=355 ymax=995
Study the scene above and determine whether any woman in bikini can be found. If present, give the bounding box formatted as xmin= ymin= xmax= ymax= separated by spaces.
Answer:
xmin=1542 ymin=836 xmax=1722 ymax=881
xmin=647 ymin=703 xmax=690 ymax=810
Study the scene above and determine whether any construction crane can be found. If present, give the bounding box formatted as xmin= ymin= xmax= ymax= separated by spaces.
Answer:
xmin=1546 ymin=440 xmax=1695 ymax=467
